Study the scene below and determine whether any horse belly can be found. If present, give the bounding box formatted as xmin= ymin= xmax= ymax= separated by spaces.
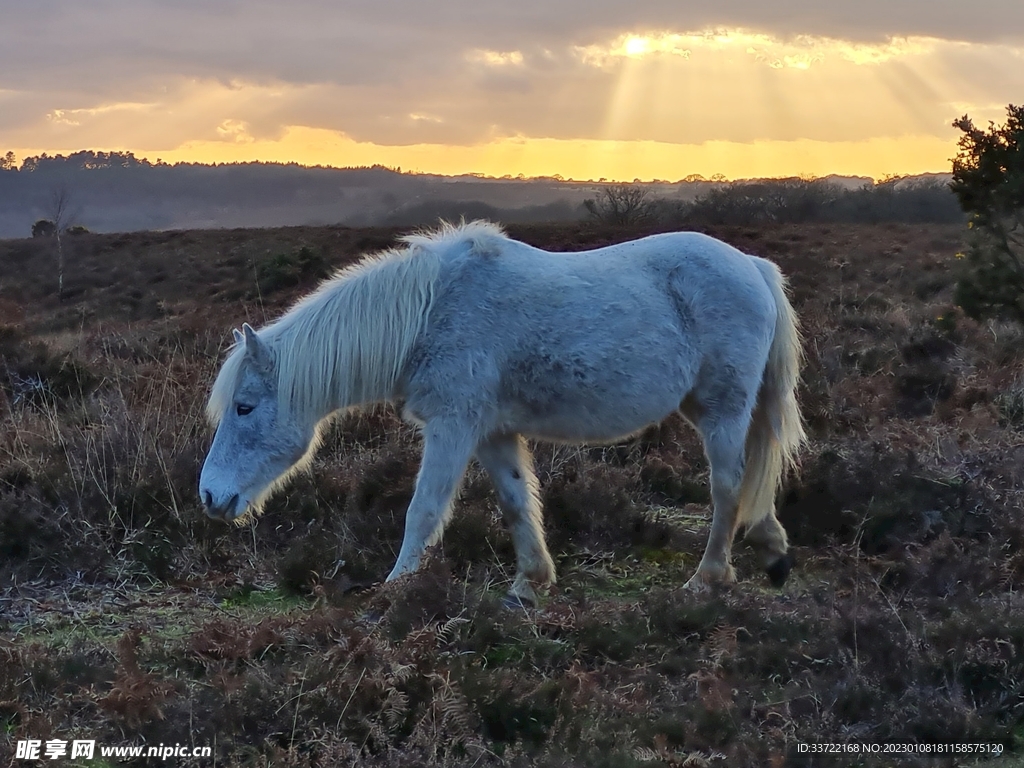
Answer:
xmin=517 ymin=413 xmax=675 ymax=444
xmin=497 ymin=358 xmax=689 ymax=444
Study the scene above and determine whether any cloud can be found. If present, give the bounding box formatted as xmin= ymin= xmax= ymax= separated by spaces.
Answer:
xmin=1 ymin=1 xmax=1022 ymax=176
xmin=576 ymin=30 xmax=940 ymax=68
xmin=467 ymin=49 xmax=526 ymax=67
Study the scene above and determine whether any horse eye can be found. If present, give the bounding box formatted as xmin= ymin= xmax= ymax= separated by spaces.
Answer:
xmin=236 ymin=404 xmax=254 ymax=416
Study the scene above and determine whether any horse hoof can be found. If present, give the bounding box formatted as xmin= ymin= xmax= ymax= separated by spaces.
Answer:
xmin=683 ymin=575 xmax=710 ymax=592
xmin=765 ymin=554 xmax=794 ymax=587
xmin=502 ymin=593 xmax=537 ymax=611
xmin=684 ymin=563 xmax=735 ymax=592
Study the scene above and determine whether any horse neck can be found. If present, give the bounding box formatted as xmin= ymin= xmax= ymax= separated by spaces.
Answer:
xmin=269 ymin=250 xmax=437 ymax=417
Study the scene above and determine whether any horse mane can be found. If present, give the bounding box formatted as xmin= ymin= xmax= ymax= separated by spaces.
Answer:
xmin=206 ymin=220 xmax=509 ymax=426
xmin=400 ymin=218 xmax=507 ymax=253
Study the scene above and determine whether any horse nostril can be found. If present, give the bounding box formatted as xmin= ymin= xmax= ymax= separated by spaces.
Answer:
xmin=203 ymin=490 xmax=213 ymax=509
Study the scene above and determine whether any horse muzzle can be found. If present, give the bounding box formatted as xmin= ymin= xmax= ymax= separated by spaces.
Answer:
xmin=201 ymin=490 xmax=242 ymax=521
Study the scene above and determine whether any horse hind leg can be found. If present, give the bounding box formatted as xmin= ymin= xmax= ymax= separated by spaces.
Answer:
xmin=735 ymin=388 xmax=796 ymax=587
xmin=684 ymin=387 xmax=795 ymax=590
xmin=744 ymin=512 xmax=793 ymax=587
xmin=476 ymin=433 xmax=555 ymax=607
xmin=684 ymin=410 xmax=750 ymax=591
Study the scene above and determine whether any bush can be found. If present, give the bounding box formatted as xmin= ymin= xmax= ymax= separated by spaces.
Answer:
xmin=32 ymin=219 xmax=55 ymax=238
xmin=255 ymin=245 xmax=327 ymax=294
xmin=681 ymin=176 xmax=962 ymax=227
xmin=583 ymin=185 xmax=656 ymax=225
xmin=0 ymin=325 xmax=99 ymax=406
xmin=685 ymin=178 xmax=841 ymax=225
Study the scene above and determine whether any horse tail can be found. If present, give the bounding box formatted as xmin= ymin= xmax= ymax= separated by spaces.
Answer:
xmin=737 ymin=257 xmax=806 ymax=528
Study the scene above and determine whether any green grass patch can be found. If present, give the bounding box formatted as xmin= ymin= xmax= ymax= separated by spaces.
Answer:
xmin=561 ymin=550 xmax=696 ymax=599
xmin=219 ymin=584 xmax=311 ymax=612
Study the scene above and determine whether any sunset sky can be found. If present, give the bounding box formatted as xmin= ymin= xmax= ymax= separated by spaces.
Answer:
xmin=2 ymin=1 xmax=1023 ymax=181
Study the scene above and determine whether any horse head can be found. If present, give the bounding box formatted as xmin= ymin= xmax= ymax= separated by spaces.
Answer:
xmin=199 ymin=323 xmax=317 ymax=522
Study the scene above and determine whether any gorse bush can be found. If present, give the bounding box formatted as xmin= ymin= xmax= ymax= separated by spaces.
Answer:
xmin=951 ymin=104 xmax=1024 ymax=326
xmin=255 ymin=244 xmax=327 ymax=294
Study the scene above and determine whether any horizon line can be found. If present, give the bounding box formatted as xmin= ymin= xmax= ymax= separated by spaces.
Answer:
xmin=2 ymin=148 xmax=954 ymax=186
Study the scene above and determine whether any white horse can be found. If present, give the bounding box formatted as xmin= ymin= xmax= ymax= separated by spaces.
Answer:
xmin=199 ymin=221 xmax=805 ymax=605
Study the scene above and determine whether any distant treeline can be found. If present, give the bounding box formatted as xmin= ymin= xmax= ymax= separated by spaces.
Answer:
xmin=1 ymin=149 xmax=403 ymax=175
xmin=382 ymin=177 xmax=963 ymax=229
xmin=672 ymin=176 xmax=962 ymax=225
xmin=0 ymin=150 xmax=961 ymax=237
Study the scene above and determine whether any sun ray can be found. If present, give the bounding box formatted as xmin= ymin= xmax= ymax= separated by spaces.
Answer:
xmin=6 ymin=26 xmax=1023 ymax=180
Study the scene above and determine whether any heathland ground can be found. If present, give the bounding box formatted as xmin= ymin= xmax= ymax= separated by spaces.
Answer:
xmin=1 ymin=221 xmax=1023 ymax=766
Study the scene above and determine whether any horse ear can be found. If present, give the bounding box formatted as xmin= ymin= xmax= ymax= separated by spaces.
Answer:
xmin=241 ymin=323 xmax=273 ymax=372
xmin=233 ymin=328 xmax=244 ymax=345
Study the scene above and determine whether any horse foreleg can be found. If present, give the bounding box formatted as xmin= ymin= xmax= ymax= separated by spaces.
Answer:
xmin=387 ymin=420 xmax=476 ymax=581
xmin=476 ymin=433 xmax=555 ymax=607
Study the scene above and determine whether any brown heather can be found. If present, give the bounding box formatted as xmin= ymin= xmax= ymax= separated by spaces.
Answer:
xmin=1 ymin=221 xmax=1023 ymax=767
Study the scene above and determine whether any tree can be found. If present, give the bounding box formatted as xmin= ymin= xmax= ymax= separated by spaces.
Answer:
xmin=950 ymin=104 xmax=1024 ymax=325
xmin=32 ymin=219 xmax=56 ymax=237
xmin=583 ymin=184 xmax=656 ymax=225
xmin=0 ymin=151 xmax=16 ymax=171
xmin=47 ymin=184 xmax=76 ymax=301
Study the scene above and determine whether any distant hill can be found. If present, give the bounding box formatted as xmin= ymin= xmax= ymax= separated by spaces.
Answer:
xmin=0 ymin=151 xmax=955 ymax=238
xmin=0 ymin=152 xmax=594 ymax=237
